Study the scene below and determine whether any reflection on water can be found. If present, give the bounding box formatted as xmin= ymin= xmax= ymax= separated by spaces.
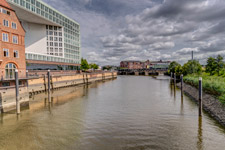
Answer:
xmin=197 ymin=116 xmax=203 ymax=150
xmin=0 ymin=76 xmax=225 ymax=150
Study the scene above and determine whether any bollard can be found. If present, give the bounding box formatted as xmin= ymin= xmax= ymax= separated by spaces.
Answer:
xmin=47 ymin=70 xmax=51 ymax=103
xmin=199 ymin=77 xmax=202 ymax=116
xmin=15 ymin=69 xmax=20 ymax=114
xmin=181 ymin=74 xmax=183 ymax=97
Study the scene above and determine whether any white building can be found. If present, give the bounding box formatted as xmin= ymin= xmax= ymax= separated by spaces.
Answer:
xmin=7 ymin=0 xmax=80 ymax=70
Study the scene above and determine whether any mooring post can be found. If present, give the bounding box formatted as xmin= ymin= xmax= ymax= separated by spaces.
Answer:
xmin=47 ymin=70 xmax=51 ymax=103
xmin=199 ymin=77 xmax=202 ymax=116
xmin=181 ymin=74 xmax=183 ymax=97
xmin=15 ymin=69 xmax=20 ymax=114
xmin=174 ymin=73 xmax=176 ymax=85
xmin=26 ymin=70 xmax=28 ymax=87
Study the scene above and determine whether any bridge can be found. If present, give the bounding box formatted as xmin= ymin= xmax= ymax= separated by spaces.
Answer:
xmin=118 ymin=69 xmax=168 ymax=76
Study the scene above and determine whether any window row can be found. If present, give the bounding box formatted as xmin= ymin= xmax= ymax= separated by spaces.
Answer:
xmin=47 ymin=42 xmax=63 ymax=47
xmin=47 ymin=36 xmax=63 ymax=42
xmin=2 ymin=33 xmax=18 ymax=44
xmin=3 ymin=20 xmax=17 ymax=29
xmin=46 ymin=31 xmax=62 ymax=36
xmin=3 ymin=48 xmax=19 ymax=58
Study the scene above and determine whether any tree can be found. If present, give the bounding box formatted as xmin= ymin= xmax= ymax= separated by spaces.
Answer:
xmin=89 ymin=63 xmax=99 ymax=70
xmin=168 ymin=61 xmax=180 ymax=74
xmin=182 ymin=60 xmax=202 ymax=75
xmin=216 ymin=55 xmax=224 ymax=75
xmin=80 ymin=58 xmax=89 ymax=70
xmin=175 ymin=65 xmax=183 ymax=76
xmin=206 ymin=57 xmax=217 ymax=75
xmin=103 ymin=66 xmax=112 ymax=70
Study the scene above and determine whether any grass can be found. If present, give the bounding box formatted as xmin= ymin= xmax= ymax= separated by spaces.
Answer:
xmin=183 ymin=73 xmax=225 ymax=104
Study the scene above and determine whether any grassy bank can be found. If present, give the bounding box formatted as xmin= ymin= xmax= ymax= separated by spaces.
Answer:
xmin=183 ymin=73 xmax=225 ymax=104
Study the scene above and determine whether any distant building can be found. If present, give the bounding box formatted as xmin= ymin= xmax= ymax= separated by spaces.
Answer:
xmin=0 ymin=0 xmax=26 ymax=86
xmin=120 ymin=61 xmax=143 ymax=69
xmin=120 ymin=60 xmax=170 ymax=69
xmin=149 ymin=60 xmax=170 ymax=69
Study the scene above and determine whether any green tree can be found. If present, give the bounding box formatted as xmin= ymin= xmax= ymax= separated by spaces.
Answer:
xmin=206 ymin=57 xmax=217 ymax=75
xmin=168 ymin=61 xmax=180 ymax=74
xmin=216 ymin=55 xmax=224 ymax=75
xmin=175 ymin=65 xmax=183 ymax=76
xmin=182 ymin=60 xmax=202 ymax=75
xmin=89 ymin=63 xmax=99 ymax=69
xmin=80 ymin=58 xmax=89 ymax=70
xmin=103 ymin=66 xmax=112 ymax=70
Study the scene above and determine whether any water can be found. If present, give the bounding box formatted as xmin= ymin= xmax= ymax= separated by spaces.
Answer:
xmin=1 ymin=76 xmax=225 ymax=150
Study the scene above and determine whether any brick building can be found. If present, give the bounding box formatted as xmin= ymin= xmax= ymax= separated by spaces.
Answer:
xmin=0 ymin=0 xmax=26 ymax=86
xmin=120 ymin=60 xmax=170 ymax=69
xmin=120 ymin=61 xmax=143 ymax=69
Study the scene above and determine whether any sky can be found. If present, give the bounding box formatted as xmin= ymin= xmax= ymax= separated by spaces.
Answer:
xmin=42 ymin=0 xmax=225 ymax=66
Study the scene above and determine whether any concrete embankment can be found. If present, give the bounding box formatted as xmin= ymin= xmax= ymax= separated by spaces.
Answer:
xmin=177 ymin=82 xmax=225 ymax=126
xmin=0 ymin=72 xmax=117 ymax=113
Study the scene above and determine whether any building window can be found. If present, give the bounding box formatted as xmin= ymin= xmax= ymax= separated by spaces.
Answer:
xmin=2 ymin=8 xmax=10 ymax=15
xmin=5 ymin=63 xmax=17 ymax=79
xmin=13 ymin=35 xmax=18 ymax=44
xmin=3 ymin=48 xmax=9 ymax=57
xmin=2 ymin=82 xmax=10 ymax=87
xmin=12 ymin=22 xmax=17 ymax=29
xmin=2 ymin=33 xmax=9 ymax=42
xmin=3 ymin=20 xmax=9 ymax=27
xmin=14 ymin=50 xmax=19 ymax=58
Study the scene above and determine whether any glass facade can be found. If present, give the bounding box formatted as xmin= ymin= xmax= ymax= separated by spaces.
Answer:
xmin=7 ymin=0 xmax=81 ymax=64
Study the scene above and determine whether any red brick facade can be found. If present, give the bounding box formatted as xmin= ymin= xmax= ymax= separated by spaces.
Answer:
xmin=120 ymin=60 xmax=170 ymax=69
xmin=120 ymin=61 xmax=143 ymax=69
xmin=0 ymin=0 xmax=26 ymax=82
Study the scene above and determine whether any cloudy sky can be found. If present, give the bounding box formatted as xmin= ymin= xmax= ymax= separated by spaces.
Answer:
xmin=42 ymin=0 xmax=225 ymax=65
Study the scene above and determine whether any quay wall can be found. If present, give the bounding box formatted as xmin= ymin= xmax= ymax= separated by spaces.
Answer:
xmin=177 ymin=82 xmax=225 ymax=127
xmin=0 ymin=72 xmax=117 ymax=113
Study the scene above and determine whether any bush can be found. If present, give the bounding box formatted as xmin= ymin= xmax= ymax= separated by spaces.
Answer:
xmin=182 ymin=60 xmax=202 ymax=75
xmin=184 ymin=74 xmax=225 ymax=104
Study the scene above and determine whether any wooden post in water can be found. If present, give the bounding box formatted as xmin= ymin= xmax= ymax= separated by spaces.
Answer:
xmin=26 ymin=70 xmax=28 ymax=87
xmin=174 ymin=73 xmax=176 ymax=85
xmin=199 ymin=77 xmax=202 ymax=116
xmin=47 ymin=70 xmax=51 ymax=103
xmin=15 ymin=69 xmax=20 ymax=114
xmin=181 ymin=74 xmax=183 ymax=97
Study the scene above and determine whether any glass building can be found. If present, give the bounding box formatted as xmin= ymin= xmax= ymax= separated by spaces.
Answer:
xmin=7 ymin=0 xmax=80 ymax=69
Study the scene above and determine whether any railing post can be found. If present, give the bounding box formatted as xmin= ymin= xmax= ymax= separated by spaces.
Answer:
xmin=199 ymin=77 xmax=202 ymax=116
xmin=15 ymin=69 xmax=20 ymax=114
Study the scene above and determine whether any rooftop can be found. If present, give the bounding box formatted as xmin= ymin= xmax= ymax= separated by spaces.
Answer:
xmin=0 ymin=0 xmax=12 ymax=10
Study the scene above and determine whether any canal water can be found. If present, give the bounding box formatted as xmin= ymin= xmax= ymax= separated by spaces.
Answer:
xmin=0 ymin=76 xmax=225 ymax=150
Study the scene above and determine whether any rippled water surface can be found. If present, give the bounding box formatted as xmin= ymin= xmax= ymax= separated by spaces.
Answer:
xmin=1 ymin=76 xmax=225 ymax=150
